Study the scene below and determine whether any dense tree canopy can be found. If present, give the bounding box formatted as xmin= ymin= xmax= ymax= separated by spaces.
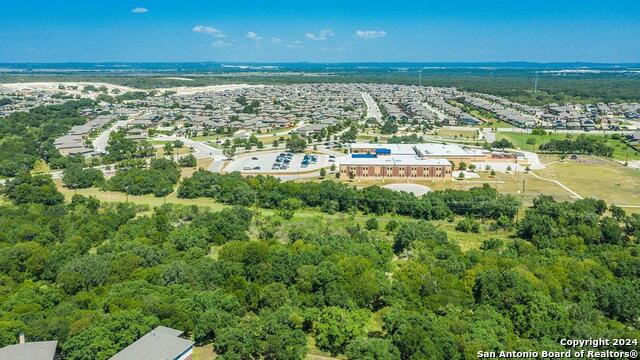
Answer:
xmin=0 ymin=177 xmax=638 ymax=359
xmin=0 ymin=99 xmax=93 ymax=176
xmin=104 ymin=158 xmax=180 ymax=197
xmin=178 ymin=171 xmax=519 ymax=221
xmin=62 ymin=164 xmax=104 ymax=189
xmin=539 ymin=136 xmax=614 ymax=157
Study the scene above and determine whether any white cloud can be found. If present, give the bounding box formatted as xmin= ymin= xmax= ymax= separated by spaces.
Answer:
xmin=193 ymin=25 xmax=226 ymax=38
xmin=270 ymin=37 xmax=283 ymax=44
xmin=245 ymin=31 xmax=262 ymax=41
xmin=131 ymin=7 xmax=149 ymax=14
xmin=355 ymin=30 xmax=387 ymax=39
xmin=212 ymin=40 xmax=233 ymax=48
xmin=287 ymin=40 xmax=304 ymax=49
xmin=306 ymin=29 xmax=335 ymax=41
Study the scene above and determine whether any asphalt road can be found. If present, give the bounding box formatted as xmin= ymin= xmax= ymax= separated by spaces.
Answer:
xmin=361 ymin=92 xmax=382 ymax=121
xmin=153 ymin=135 xmax=224 ymax=160
xmin=92 ymin=119 xmax=132 ymax=153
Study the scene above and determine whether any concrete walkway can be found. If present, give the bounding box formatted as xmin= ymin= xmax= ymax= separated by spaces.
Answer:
xmin=528 ymin=171 xmax=583 ymax=199
xmin=92 ymin=119 xmax=133 ymax=153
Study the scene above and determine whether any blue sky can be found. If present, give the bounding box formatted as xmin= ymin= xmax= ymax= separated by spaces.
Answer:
xmin=1 ymin=0 xmax=639 ymax=63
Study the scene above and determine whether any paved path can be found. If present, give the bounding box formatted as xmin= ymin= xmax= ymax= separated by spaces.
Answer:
xmin=422 ymin=102 xmax=447 ymax=121
xmin=361 ymin=92 xmax=382 ymax=121
xmin=382 ymin=183 xmax=431 ymax=196
xmin=92 ymin=119 xmax=132 ymax=153
xmin=153 ymin=135 xmax=223 ymax=160
xmin=528 ymin=171 xmax=583 ymax=199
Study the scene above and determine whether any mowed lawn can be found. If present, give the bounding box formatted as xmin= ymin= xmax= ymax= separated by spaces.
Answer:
xmin=435 ymin=128 xmax=479 ymax=140
xmin=193 ymin=344 xmax=217 ymax=359
xmin=535 ymin=157 xmax=640 ymax=206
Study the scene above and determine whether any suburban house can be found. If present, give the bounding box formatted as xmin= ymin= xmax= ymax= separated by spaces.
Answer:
xmin=109 ymin=326 xmax=194 ymax=360
xmin=295 ymin=124 xmax=328 ymax=137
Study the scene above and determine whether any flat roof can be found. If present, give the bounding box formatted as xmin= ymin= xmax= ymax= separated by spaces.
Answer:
xmin=414 ymin=143 xmax=486 ymax=157
xmin=340 ymin=156 xmax=451 ymax=167
xmin=350 ymin=143 xmax=486 ymax=157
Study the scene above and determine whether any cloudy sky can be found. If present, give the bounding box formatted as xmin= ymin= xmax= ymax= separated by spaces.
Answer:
xmin=0 ymin=0 xmax=639 ymax=63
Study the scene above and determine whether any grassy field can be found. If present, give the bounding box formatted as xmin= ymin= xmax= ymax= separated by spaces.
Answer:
xmin=353 ymin=170 xmax=575 ymax=205
xmin=55 ymin=182 xmax=227 ymax=210
xmin=190 ymin=135 xmax=228 ymax=142
xmin=353 ymin=155 xmax=640 ymax=208
xmin=259 ymin=133 xmax=290 ymax=145
xmin=480 ymin=120 xmax=514 ymax=129
xmin=434 ymin=128 xmax=479 ymax=140
xmin=495 ymin=132 xmax=640 ymax=161
xmin=433 ymin=219 xmax=514 ymax=252
xmin=180 ymin=158 xmax=213 ymax=178
xmin=193 ymin=344 xmax=216 ymax=359
xmin=535 ymin=157 xmax=640 ymax=206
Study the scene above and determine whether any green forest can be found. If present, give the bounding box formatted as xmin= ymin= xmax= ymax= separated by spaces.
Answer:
xmin=0 ymin=99 xmax=93 ymax=177
xmin=0 ymin=170 xmax=639 ymax=359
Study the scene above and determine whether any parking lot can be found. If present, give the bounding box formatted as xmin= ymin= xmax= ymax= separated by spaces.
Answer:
xmin=225 ymin=151 xmax=334 ymax=174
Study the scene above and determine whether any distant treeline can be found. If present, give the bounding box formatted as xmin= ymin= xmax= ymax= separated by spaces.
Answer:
xmin=2 ymin=70 xmax=640 ymax=105
xmin=178 ymin=171 xmax=520 ymax=220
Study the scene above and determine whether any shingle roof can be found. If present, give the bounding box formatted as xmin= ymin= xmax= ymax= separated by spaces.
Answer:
xmin=0 ymin=341 xmax=57 ymax=360
xmin=109 ymin=326 xmax=194 ymax=360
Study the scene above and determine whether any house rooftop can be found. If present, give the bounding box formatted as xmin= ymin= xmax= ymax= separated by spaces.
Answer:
xmin=0 ymin=341 xmax=58 ymax=360
xmin=109 ymin=326 xmax=194 ymax=360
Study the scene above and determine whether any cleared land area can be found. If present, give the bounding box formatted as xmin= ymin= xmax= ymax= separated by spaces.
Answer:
xmin=535 ymin=157 xmax=640 ymax=206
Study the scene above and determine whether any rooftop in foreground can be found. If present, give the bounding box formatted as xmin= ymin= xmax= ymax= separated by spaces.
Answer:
xmin=109 ymin=326 xmax=194 ymax=360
